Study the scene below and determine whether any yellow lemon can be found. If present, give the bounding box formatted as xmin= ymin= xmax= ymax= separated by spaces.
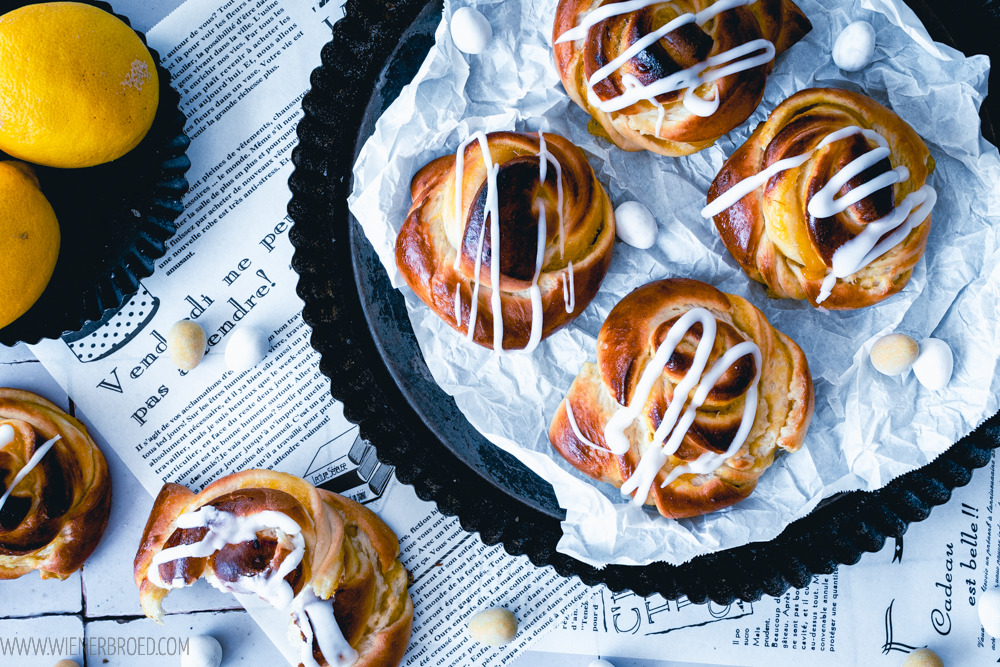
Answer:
xmin=0 ymin=2 xmax=159 ymax=168
xmin=0 ymin=161 xmax=60 ymax=329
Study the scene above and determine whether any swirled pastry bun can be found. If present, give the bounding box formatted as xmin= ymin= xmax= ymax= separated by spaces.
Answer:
xmin=395 ymin=130 xmax=615 ymax=352
xmin=135 ymin=470 xmax=413 ymax=667
xmin=553 ymin=0 xmax=811 ymax=156
xmin=549 ymin=279 xmax=812 ymax=519
xmin=704 ymin=87 xmax=935 ymax=309
xmin=0 ymin=388 xmax=111 ymax=580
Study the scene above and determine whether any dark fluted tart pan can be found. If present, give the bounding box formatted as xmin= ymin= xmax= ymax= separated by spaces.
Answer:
xmin=287 ymin=0 xmax=1000 ymax=604
xmin=0 ymin=0 xmax=190 ymax=346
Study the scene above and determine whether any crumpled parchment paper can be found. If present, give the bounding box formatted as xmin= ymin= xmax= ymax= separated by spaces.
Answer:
xmin=348 ymin=0 xmax=1000 ymax=567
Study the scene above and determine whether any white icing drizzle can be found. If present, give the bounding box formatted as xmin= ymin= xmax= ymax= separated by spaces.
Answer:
xmin=565 ymin=400 xmax=610 ymax=451
xmin=561 ymin=263 xmax=576 ymax=313
xmin=700 ymin=125 xmax=937 ymax=304
xmin=293 ymin=589 xmax=359 ymax=667
xmin=600 ymin=308 xmax=762 ymax=507
xmin=453 ymin=283 xmax=462 ymax=324
xmin=148 ymin=506 xmax=305 ymax=610
xmin=816 ymin=185 xmax=936 ymax=303
xmin=557 ymin=0 xmax=773 ymax=118
xmin=0 ymin=433 xmax=61 ymax=515
xmin=524 ymin=133 xmax=558 ymax=354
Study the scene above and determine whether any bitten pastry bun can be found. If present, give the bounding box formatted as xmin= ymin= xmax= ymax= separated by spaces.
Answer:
xmin=395 ymin=130 xmax=615 ymax=352
xmin=704 ymin=87 xmax=936 ymax=309
xmin=0 ymin=388 xmax=111 ymax=579
xmin=134 ymin=470 xmax=413 ymax=667
xmin=549 ymin=279 xmax=813 ymax=519
xmin=552 ymin=0 xmax=811 ymax=157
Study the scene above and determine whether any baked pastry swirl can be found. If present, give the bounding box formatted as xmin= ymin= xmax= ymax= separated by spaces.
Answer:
xmin=552 ymin=0 xmax=811 ymax=156
xmin=0 ymin=388 xmax=111 ymax=580
xmin=135 ymin=470 xmax=413 ymax=667
xmin=549 ymin=279 xmax=812 ymax=518
xmin=704 ymin=87 xmax=936 ymax=309
xmin=395 ymin=130 xmax=615 ymax=351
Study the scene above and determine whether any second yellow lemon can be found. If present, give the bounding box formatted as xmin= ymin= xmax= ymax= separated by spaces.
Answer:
xmin=0 ymin=2 xmax=159 ymax=168
xmin=0 ymin=161 xmax=60 ymax=330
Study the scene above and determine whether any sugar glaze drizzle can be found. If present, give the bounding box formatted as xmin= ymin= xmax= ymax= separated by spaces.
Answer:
xmin=556 ymin=0 xmax=775 ymax=120
xmin=564 ymin=308 xmax=761 ymax=506
xmin=700 ymin=125 xmax=937 ymax=303
xmin=149 ymin=505 xmax=357 ymax=666
xmin=452 ymin=132 xmax=572 ymax=352
xmin=0 ymin=428 xmax=62 ymax=515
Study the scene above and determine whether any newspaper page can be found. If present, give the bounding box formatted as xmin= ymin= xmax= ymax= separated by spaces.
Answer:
xmin=27 ymin=0 xmax=589 ymax=664
xmin=536 ymin=451 xmax=1000 ymax=666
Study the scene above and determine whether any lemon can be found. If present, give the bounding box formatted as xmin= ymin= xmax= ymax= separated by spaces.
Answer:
xmin=0 ymin=161 xmax=60 ymax=329
xmin=0 ymin=2 xmax=159 ymax=168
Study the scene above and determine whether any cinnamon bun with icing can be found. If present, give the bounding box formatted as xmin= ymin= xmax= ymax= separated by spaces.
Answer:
xmin=134 ymin=470 xmax=412 ymax=667
xmin=552 ymin=0 xmax=811 ymax=156
xmin=396 ymin=130 xmax=615 ymax=351
xmin=549 ymin=279 xmax=812 ymax=519
xmin=704 ymin=87 xmax=936 ymax=309
xmin=0 ymin=388 xmax=111 ymax=580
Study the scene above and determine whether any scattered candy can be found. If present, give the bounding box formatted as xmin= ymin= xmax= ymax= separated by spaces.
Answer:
xmin=224 ymin=326 xmax=269 ymax=373
xmin=588 ymin=660 xmax=616 ymax=667
xmin=979 ymin=588 xmax=1000 ymax=637
xmin=912 ymin=338 xmax=954 ymax=391
xmin=167 ymin=320 xmax=208 ymax=371
xmin=468 ymin=607 xmax=518 ymax=646
xmin=614 ymin=201 xmax=658 ymax=250
xmin=833 ymin=21 xmax=876 ymax=71
xmin=901 ymin=648 xmax=943 ymax=667
xmin=181 ymin=635 xmax=223 ymax=667
xmin=870 ymin=333 xmax=919 ymax=376
xmin=51 ymin=660 xmax=80 ymax=667
xmin=450 ymin=7 xmax=493 ymax=55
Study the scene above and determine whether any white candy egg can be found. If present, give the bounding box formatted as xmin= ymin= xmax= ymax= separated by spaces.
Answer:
xmin=980 ymin=589 xmax=1000 ymax=637
xmin=181 ymin=635 xmax=222 ymax=667
xmin=912 ymin=338 xmax=954 ymax=391
xmin=468 ymin=607 xmax=518 ymax=646
xmin=614 ymin=201 xmax=658 ymax=250
xmin=833 ymin=21 xmax=876 ymax=72
xmin=450 ymin=7 xmax=493 ymax=55
xmin=224 ymin=326 xmax=269 ymax=373
xmin=0 ymin=423 xmax=14 ymax=447
xmin=588 ymin=660 xmax=616 ymax=667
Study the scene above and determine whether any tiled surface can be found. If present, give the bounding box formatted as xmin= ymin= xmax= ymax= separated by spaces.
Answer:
xmin=0 ymin=615 xmax=85 ymax=667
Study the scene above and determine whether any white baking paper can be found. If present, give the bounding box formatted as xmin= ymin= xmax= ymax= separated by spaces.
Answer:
xmin=348 ymin=0 xmax=1000 ymax=567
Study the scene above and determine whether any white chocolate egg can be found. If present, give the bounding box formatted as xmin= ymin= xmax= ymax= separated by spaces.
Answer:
xmin=167 ymin=320 xmax=208 ymax=371
xmin=224 ymin=326 xmax=269 ymax=373
xmin=468 ymin=607 xmax=518 ymax=646
xmin=450 ymin=7 xmax=493 ymax=55
xmin=614 ymin=201 xmax=658 ymax=250
xmin=181 ymin=635 xmax=223 ymax=667
xmin=901 ymin=648 xmax=943 ymax=667
xmin=912 ymin=338 xmax=954 ymax=391
xmin=588 ymin=660 xmax=616 ymax=667
xmin=833 ymin=21 xmax=876 ymax=71
xmin=980 ymin=588 xmax=1000 ymax=637
xmin=870 ymin=333 xmax=919 ymax=376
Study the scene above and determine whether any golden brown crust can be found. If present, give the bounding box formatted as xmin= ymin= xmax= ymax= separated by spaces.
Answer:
xmin=707 ymin=87 xmax=935 ymax=309
xmin=395 ymin=131 xmax=615 ymax=350
xmin=0 ymin=388 xmax=111 ymax=580
xmin=134 ymin=470 xmax=412 ymax=667
xmin=553 ymin=0 xmax=811 ymax=156
xmin=549 ymin=278 xmax=813 ymax=518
